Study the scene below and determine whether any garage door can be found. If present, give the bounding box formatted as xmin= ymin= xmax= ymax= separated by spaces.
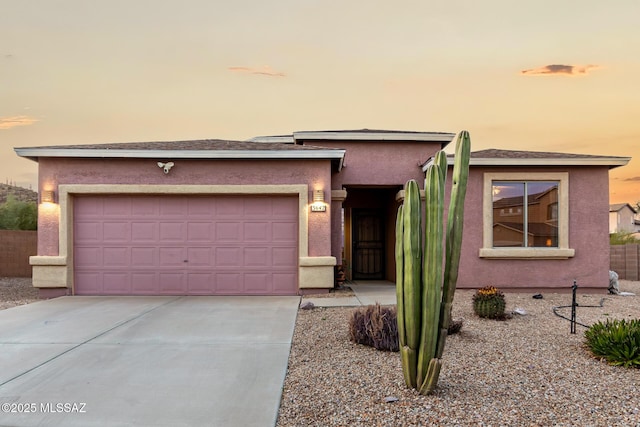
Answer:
xmin=74 ymin=195 xmax=298 ymax=295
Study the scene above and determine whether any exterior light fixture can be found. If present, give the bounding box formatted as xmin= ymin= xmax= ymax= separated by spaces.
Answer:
xmin=41 ymin=190 xmax=55 ymax=204
xmin=311 ymin=189 xmax=327 ymax=212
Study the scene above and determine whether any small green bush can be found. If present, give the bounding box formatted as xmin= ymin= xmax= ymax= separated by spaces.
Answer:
xmin=609 ymin=231 xmax=639 ymax=245
xmin=349 ymin=304 xmax=464 ymax=352
xmin=584 ymin=319 xmax=640 ymax=368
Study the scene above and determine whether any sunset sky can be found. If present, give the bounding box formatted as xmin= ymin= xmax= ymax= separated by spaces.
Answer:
xmin=1 ymin=1 xmax=638 ymax=204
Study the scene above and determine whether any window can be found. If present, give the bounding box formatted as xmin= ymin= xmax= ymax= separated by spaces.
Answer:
xmin=480 ymin=173 xmax=574 ymax=259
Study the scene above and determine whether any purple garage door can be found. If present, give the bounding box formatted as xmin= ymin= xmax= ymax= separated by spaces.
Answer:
xmin=74 ymin=195 xmax=298 ymax=295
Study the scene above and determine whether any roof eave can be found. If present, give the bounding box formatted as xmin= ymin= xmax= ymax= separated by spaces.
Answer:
xmin=293 ymin=131 xmax=456 ymax=143
xmin=14 ymin=148 xmax=346 ymax=162
xmin=422 ymin=156 xmax=632 ymax=172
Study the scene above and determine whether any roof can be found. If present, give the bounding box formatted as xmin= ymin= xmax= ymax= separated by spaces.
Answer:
xmin=292 ymin=129 xmax=456 ymax=144
xmin=423 ymin=148 xmax=631 ymax=171
xmin=610 ymin=203 xmax=637 ymax=213
xmin=14 ymin=139 xmax=346 ymax=166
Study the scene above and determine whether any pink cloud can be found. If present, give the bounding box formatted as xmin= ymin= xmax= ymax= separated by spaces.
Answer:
xmin=228 ymin=65 xmax=286 ymax=77
xmin=0 ymin=115 xmax=38 ymax=130
xmin=521 ymin=64 xmax=600 ymax=76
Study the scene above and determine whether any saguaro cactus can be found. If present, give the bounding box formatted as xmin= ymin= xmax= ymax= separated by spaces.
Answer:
xmin=395 ymin=130 xmax=470 ymax=395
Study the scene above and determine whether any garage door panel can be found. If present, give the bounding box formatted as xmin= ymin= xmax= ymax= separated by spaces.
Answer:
xmin=131 ymin=198 xmax=159 ymax=215
xmin=75 ymin=272 xmax=101 ymax=294
xmin=75 ymin=222 xmax=101 ymax=243
xmin=132 ymin=222 xmax=157 ymax=242
xmin=244 ymin=273 xmax=270 ymax=292
xmin=75 ymin=247 xmax=102 ymax=267
xmin=273 ymin=273 xmax=297 ymax=293
xmin=244 ymin=222 xmax=269 ymax=241
xmin=187 ymin=247 xmax=213 ymax=266
xmin=103 ymin=273 xmax=130 ymax=293
xmin=103 ymin=197 xmax=131 ymax=216
xmin=272 ymin=198 xmax=298 ymax=217
xmin=215 ymin=247 xmax=242 ymax=267
xmin=243 ymin=198 xmax=271 ymax=216
xmin=216 ymin=222 xmax=241 ymax=241
xmin=159 ymin=247 xmax=185 ymax=266
xmin=187 ymin=198 xmax=216 ymax=216
xmin=103 ymin=247 xmax=129 ymax=267
xmin=187 ymin=273 xmax=213 ymax=293
xmin=159 ymin=273 xmax=185 ymax=293
xmin=75 ymin=195 xmax=298 ymax=295
xmin=244 ymin=247 xmax=269 ymax=266
xmin=272 ymin=222 xmax=297 ymax=242
xmin=103 ymin=222 xmax=130 ymax=242
xmin=131 ymin=273 xmax=158 ymax=293
xmin=216 ymin=273 xmax=241 ymax=293
xmin=131 ymin=247 xmax=157 ymax=266
xmin=187 ymin=223 xmax=213 ymax=241
xmin=159 ymin=222 xmax=185 ymax=242
xmin=272 ymin=247 xmax=297 ymax=267
xmin=216 ymin=199 xmax=243 ymax=216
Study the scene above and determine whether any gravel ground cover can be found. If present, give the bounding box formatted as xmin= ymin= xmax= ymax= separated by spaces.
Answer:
xmin=278 ymin=281 xmax=640 ymax=427
xmin=0 ymin=277 xmax=39 ymax=310
xmin=2 ymin=277 xmax=638 ymax=425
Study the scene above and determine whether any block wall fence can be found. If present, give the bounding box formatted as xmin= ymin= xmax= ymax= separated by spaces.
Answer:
xmin=610 ymin=244 xmax=640 ymax=280
xmin=0 ymin=230 xmax=36 ymax=277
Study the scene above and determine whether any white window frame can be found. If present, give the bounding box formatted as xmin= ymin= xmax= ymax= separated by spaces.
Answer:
xmin=480 ymin=172 xmax=575 ymax=259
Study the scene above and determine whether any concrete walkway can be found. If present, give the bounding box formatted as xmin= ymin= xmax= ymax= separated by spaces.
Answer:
xmin=0 ymin=296 xmax=299 ymax=427
xmin=302 ymin=281 xmax=396 ymax=307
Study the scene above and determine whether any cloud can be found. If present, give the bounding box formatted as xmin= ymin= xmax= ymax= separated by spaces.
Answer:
xmin=623 ymin=176 xmax=640 ymax=182
xmin=521 ymin=64 xmax=600 ymax=76
xmin=228 ymin=65 xmax=286 ymax=77
xmin=0 ymin=115 xmax=38 ymax=130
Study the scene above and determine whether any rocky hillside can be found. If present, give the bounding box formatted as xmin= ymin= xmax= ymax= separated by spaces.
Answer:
xmin=0 ymin=184 xmax=38 ymax=204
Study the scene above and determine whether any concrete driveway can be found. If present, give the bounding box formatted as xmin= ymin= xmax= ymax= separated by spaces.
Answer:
xmin=0 ymin=295 xmax=300 ymax=427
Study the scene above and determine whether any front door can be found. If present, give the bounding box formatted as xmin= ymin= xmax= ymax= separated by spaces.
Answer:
xmin=352 ymin=209 xmax=385 ymax=280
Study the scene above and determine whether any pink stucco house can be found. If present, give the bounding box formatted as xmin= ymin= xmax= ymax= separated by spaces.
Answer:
xmin=15 ymin=130 xmax=630 ymax=297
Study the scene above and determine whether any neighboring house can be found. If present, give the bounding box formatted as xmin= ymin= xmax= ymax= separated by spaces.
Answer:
xmin=609 ymin=203 xmax=639 ymax=234
xmin=15 ymin=131 xmax=630 ymax=297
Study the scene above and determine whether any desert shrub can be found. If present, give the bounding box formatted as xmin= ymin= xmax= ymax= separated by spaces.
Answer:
xmin=349 ymin=304 xmax=399 ymax=352
xmin=349 ymin=304 xmax=464 ymax=352
xmin=0 ymin=195 xmax=37 ymax=230
xmin=584 ymin=319 xmax=640 ymax=368
xmin=610 ymin=231 xmax=639 ymax=245
xmin=472 ymin=286 xmax=506 ymax=320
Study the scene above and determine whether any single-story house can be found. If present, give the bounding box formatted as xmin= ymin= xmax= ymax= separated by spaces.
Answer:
xmin=15 ymin=129 xmax=630 ymax=297
xmin=609 ymin=203 xmax=639 ymax=234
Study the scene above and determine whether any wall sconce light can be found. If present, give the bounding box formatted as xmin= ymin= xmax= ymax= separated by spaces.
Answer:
xmin=311 ymin=189 xmax=326 ymax=212
xmin=41 ymin=190 xmax=55 ymax=204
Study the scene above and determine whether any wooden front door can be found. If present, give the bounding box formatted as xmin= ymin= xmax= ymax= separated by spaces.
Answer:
xmin=352 ymin=209 xmax=385 ymax=280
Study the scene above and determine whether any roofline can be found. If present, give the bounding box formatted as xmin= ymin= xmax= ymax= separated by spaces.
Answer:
xmin=293 ymin=131 xmax=456 ymax=143
xmin=422 ymin=156 xmax=631 ymax=172
xmin=14 ymin=148 xmax=346 ymax=162
xmin=247 ymin=136 xmax=295 ymax=143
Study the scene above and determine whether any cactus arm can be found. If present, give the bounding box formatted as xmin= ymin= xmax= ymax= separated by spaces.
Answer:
xmin=402 ymin=180 xmax=422 ymax=387
xmin=437 ymin=131 xmax=471 ymax=358
xmin=416 ymin=164 xmax=444 ymax=388
xmin=418 ymin=358 xmax=442 ymax=395
xmin=395 ymin=204 xmax=406 ymax=349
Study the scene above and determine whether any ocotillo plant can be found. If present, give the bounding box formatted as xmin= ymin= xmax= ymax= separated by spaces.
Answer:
xmin=395 ymin=130 xmax=470 ymax=395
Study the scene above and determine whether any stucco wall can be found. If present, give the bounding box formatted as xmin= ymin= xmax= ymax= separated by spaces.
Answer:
xmin=455 ymin=166 xmax=611 ymax=291
xmin=309 ymin=141 xmax=443 ymax=189
xmin=37 ymin=157 xmax=332 ymax=258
